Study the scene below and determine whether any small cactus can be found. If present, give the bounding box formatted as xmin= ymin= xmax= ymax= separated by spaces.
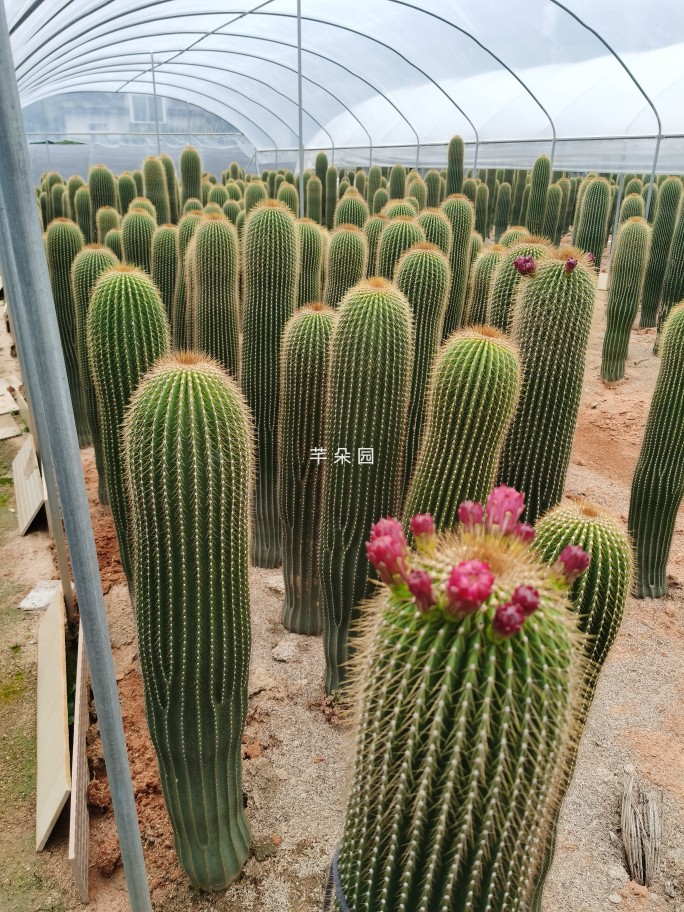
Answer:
xmin=446 ymin=135 xmax=464 ymax=196
xmin=363 ymin=214 xmax=386 ymax=277
xmin=143 ymin=156 xmax=171 ymax=224
xmin=424 ymin=169 xmax=442 ymax=208
xmin=619 ymin=192 xmax=645 ymax=224
xmin=245 ymin=180 xmax=268 ymax=215
xmin=277 ymin=181 xmax=299 ymax=216
xmin=334 ymin=189 xmax=369 ymax=229
xmin=171 ymin=211 xmax=202 ymax=348
xmin=159 ymin=154 xmax=179 ymax=223
xmin=372 ymin=187 xmax=389 ymax=215
xmin=324 ymin=224 xmax=368 ymax=307
xmin=441 ymin=194 xmax=475 ymax=336
xmin=383 ymin=200 xmax=416 ymax=219
xmin=464 ymin=244 xmax=504 ymax=325
xmin=306 ymin=175 xmax=322 ymax=224
xmin=474 ymin=183 xmax=489 ymax=240
xmin=104 ymin=229 xmax=123 ymax=260
xmin=88 ymin=164 xmax=117 ymax=224
xmin=416 ymin=207 xmax=452 ymax=256
xmin=180 ymin=146 xmax=202 ymax=205
xmin=297 ymin=218 xmax=323 ymax=306
xmin=96 ymin=205 xmax=120 ymax=245
xmin=494 ymin=181 xmax=511 ymax=241
xmin=375 ymin=216 xmax=424 ymax=279
xmin=122 ymin=207 xmax=156 ymax=272
xmin=499 ymin=225 xmax=529 ymax=248
xmin=325 ymin=166 xmax=338 ymax=229
xmin=117 ymin=174 xmax=137 ymax=216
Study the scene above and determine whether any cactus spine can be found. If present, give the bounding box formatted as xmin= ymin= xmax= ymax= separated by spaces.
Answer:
xmin=324 ymin=225 xmax=368 ymax=307
xmin=601 ymin=217 xmax=651 ymax=381
xmin=465 ymin=244 xmax=504 ymax=326
xmin=122 ymin=207 xmax=156 ymax=272
xmin=124 ymin=353 xmax=251 ymax=890
xmin=525 ymin=155 xmax=550 ymax=235
xmin=143 ymin=156 xmax=171 ymax=224
xmin=494 ymin=182 xmax=511 ymax=241
xmin=242 ymin=201 xmax=298 ymax=568
xmin=180 ymin=146 xmax=202 ymax=205
xmin=628 ymin=303 xmax=684 ymax=597
xmin=375 ymin=216 xmax=425 ymax=279
xmin=334 ymin=190 xmax=369 ymax=229
xmin=446 ymin=135 xmax=464 ymax=196
xmin=488 ymin=238 xmax=551 ymax=333
xmin=574 ymin=177 xmax=611 ymax=268
xmin=87 ymin=266 xmax=170 ymax=584
xmin=498 ymin=250 xmax=596 ymax=524
xmin=320 ymin=279 xmax=413 ymax=692
xmin=639 ymin=176 xmax=682 ymax=327
xmin=278 ymin=304 xmax=336 ymax=635
xmin=297 ymin=218 xmax=323 ymax=306
xmin=441 ymin=194 xmax=475 ymax=337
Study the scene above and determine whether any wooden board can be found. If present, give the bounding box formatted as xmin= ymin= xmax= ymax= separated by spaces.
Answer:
xmin=0 ymin=412 xmax=19 ymax=439
xmin=68 ymin=631 xmax=90 ymax=902
xmin=36 ymin=583 xmax=71 ymax=851
xmin=12 ymin=389 xmax=30 ymax=429
xmin=12 ymin=435 xmax=46 ymax=534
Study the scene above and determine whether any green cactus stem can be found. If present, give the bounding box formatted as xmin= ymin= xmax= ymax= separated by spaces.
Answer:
xmin=66 ymin=175 xmax=84 ymax=220
xmin=525 ymin=155 xmax=550 ymax=235
xmin=655 ymin=198 xmax=684 ymax=347
xmin=446 ymin=135 xmax=464 ymax=196
xmin=474 ymin=183 xmax=489 ymax=240
xmin=122 ymin=207 xmax=156 ymax=273
xmin=297 ymin=218 xmax=323 ymax=307
xmin=542 ymin=184 xmax=562 ymax=243
xmin=159 ymin=154 xmax=179 ymax=223
xmin=415 ymin=207 xmax=452 ymax=257
xmin=384 ymin=200 xmax=415 ymax=219
xmin=441 ymin=194 xmax=475 ymax=337
xmin=150 ymin=224 xmax=178 ymax=322
xmin=425 ymin=170 xmax=442 ymax=208
xmin=130 ymin=197 xmax=157 ymax=220
xmin=465 ymin=244 xmax=504 ymax=326
xmin=88 ymin=164 xmax=117 ymax=224
xmin=574 ymin=177 xmax=611 ymax=269
xmin=325 ymin=166 xmax=338 ymax=229
xmin=96 ymin=206 xmax=120 ymax=245
xmin=494 ymin=182 xmax=512 ymax=241
xmin=316 ymin=152 xmax=329 ymax=219
xmin=180 ymin=146 xmax=202 ymax=205
xmin=372 ymin=188 xmax=389 ymax=215
xmin=499 ymin=225 xmax=529 ymax=248
xmin=334 ymin=189 xmax=369 ymax=229
xmin=117 ymin=173 xmax=137 ymax=216
xmin=306 ymin=175 xmax=323 ymax=224
xmin=375 ymin=216 xmax=425 ymax=280
xmin=324 ymin=225 xmax=369 ymax=307
xmin=143 ymin=156 xmax=171 ymax=224
xmin=363 ymin=214 xmax=386 ymax=278
xmin=389 ymin=164 xmax=406 ymax=199
xmin=488 ymin=237 xmax=552 ymax=333
xmin=74 ymin=185 xmax=93 ymax=243
xmin=640 ymin=176 xmax=682 ymax=327
xmin=619 ymin=192 xmax=644 ymax=224
xmin=277 ymin=181 xmax=299 ymax=216
xmin=104 ymin=229 xmax=123 ymax=260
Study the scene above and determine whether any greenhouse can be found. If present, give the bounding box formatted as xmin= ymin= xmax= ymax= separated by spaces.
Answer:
xmin=0 ymin=2 xmax=682 ymax=911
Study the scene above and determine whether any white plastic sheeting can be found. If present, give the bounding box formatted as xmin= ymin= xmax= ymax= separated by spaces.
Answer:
xmin=6 ymin=0 xmax=684 ymax=170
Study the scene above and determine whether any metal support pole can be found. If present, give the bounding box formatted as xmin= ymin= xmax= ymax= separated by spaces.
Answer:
xmin=609 ymin=172 xmax=625 ymax=257
xmin=369 ymin=144 xmax=373 ymax=168
xmin=472 ymin=140 xmax=479 ymax=175
xmin=296 ymin=0 xmax=305 ymax=217
xmin=415 ymin=143 xmax=420 ymax=171
xmin=0 ymin=7 xmax=152 ymax=910
xmin=550 ymin=136 xmax=557 ymax=170
xmin=645 ymin=135 xmax=661 ymax=219
xmin=150 ymin=54 xmax=161 ymax=156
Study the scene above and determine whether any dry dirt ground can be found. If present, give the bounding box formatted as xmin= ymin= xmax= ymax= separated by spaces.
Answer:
xmin=0 ymin=276 xmax=682 ymax=912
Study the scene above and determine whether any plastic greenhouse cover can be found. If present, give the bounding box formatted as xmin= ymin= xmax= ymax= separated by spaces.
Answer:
xmin=6 ymin=0 xmax=684 ymax=171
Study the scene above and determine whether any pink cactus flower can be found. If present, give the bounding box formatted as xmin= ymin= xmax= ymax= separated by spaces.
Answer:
xmin=586 ymin=251 xmax=595 ymax=265
xmin=554 ymin=544 xmax=590 ymax=583
xmin=445 ymin=559 xmax=494 ymax=616
xmin=485 ymin=485 xmax=526 ymax=535
xmin=513 ymin=522 xmax=536 ymax=543
xmin=492 ymin=601 xmax=526 ymax=638
xmin=370 ymin=516 xmax=406 ymax=545
xmin=410 ymin=513 xmax=436 ymax=539
xmin=458 ymin=500 xmax=484 ymax=529
xmin=366 ymin=534 xmax=409 ymax=587
xmin=407 ymin=569 xmax=436 ymax=613
xmin=564 ymin=256 xmax=578 ymax=273
xmin=513 ymin=255 xmax=536 ymax=276
xmin=511 ymin=585 xmax=540 ymax=617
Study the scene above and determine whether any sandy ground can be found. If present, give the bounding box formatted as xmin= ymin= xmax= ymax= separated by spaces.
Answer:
xmin=0 ymin=273 xmax=682 ymax=911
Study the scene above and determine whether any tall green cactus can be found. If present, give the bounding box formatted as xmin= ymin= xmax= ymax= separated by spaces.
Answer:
xmin=619 ymin=192 xmax=644 ymax=224
xmin=51 ymin=183 xmax=66 ymax=220
xmin=208 ymin=184 xmax=229 ymax=208
xmin=355 ymin=170 xmax=366 ymax=199
xmin=325 ymin=166 xmax=338 ymax=229
xmin=306 ymin=175 xmax=323 ymax=224
xmin=297 ymin=218 xmax=323 ymax=306
xmin=574 ymin=177 xmax=611 ymax=268
xmin=375 ymin=216 xmax=424 ymax=279
xmin=130 ymin=197 xmax=157 ymax=220
xmin=122 ymin=207 xmax=156 ymax=272
xmin=171 ymin=212 xmax=203 ymax=348
xmin=143 ymin=156 xmax=171 ymax=224
xmin=159 ymin=154 xmax=179 ymax=223
xmin=104 ymin=229 xmax=123 ymax=260
xmin=96 ymin=206 xmax=120 ymax=245
xmin=441 ymin=194 xmax=475 ymax=336
xmin=315 ymin=151 xmax=329 ymax=220
xmin=74 ymin=185 xmax=93 ymax=244
xmin=124 ymin=353 xmax=251 ymax=891
xmin=474 ymin=183 xmax=489 ymax=240
xmin=384 ymin=200 xmax=415 ymax=219
xmin=333 ymin=517 xmax=576 ymax=912
xmin=542 ymin=183 xmax=562 ymax=243
xmin=601 ymin=217 xmax=651 ymax=381
xmin=640 ymin=176 xmax=682 ymax=327
xmin=88 ymin=164 xmax=117 ymax=224
xmin=245 ymin=181 xmax=268 ymax=215
xmin=628 ymin=302 xmax=684 ymax=597
xmin=498 ymin=249 xmax=596 ymax=524
xmin=364 ymin=214 xmax=385 ymax=277
xmin=525 ymin=154 xmax=550 ymax=235
xmin=223 ymin=200 xmax=241 ymax=224
xmin=365 ymin=166 xmax=381 ymax=208
xmin=494 ymin=181 xmax=512 ymax=241
xmin=334 ymin=189 xmax=369 ymax=229
xmin=242 ymin=200 xmax=298 ymax=567
xmin=71 ymin=244 xmax=119 ymax=502
xmin=117 ymin=173 xmax=137 ymax=216
xmin=277 ymin=181 xmax=299 ymax=216
xmin=488 ymin=238 xmax=551 ymax=333
xmin=278 ymin=304 xmax=336 ymax=635
xmin=403 ymin=326 xmax=519 ymax=529
xmin=557 ymin=176 xmax=571 ymax=240
xmin=499 ymin=225 xmax=529 ymax=248
xmin=408 ymin=177 xmax=426 ymax=211
xmin=446 ymin=135 xmax=464 ymax=196
xmin=132 ymin=169 xmax=143 ymax=196
xmin=395 ymin=243 xmax=450 ymax=487
xmin=424 ymin=170 xmax=441 ymax=208
xmin=415 ymin=207 xmax=452 ymax=256
xmin=150 ymin=225 xmax=178 ymax=322
xmin=655 ymin=197 xmax=684 ymax=346
xmin=324 ymin=225 xmax=368 ymax=307
xmin=180 ymin=146 xmax=202 ymax=205
xmin=465 ymin=244 xmax=504 ymax=325
xmin=372 ymin=187 xmax=389 ymax=215
xmin=389 ymin=164 xmax=406 ymax=200
xmin=66 ymin=175 xmax=84 ymax=220
xmin=87 ymin=266 xmax=170 ymax=584
xmin=486 ymin=169 xmax=497 ymax=235
xmin=320 ymin=279 xmax=413 ymax=692
xmin=45 ymin=219 xmax=91 ymax=446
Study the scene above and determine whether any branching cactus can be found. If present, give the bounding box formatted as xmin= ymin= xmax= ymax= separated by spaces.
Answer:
xmin=416 ymin=207 xmax=452 ymax=256
xmin=122 ymin=207 xmax=156 ymax=272
xmin=525 ymin=154 xmax=551 ymax=235
xmin=320 ymin=279 xmax=413 ymax=693
xmin=395 ymin=243 xmax=450 ymax=488
xmin=278 ymin=304 xmax=336 ymax=635
xmin=324 ymin=224 xmax=368 ymax=307
xmin=45 ymin=219 xmax=91 ymax=446
xmin=71 ymin=244 xmax=119 ymax=502
xmin=465 ymin=244 xmax=504 ymax=325
xmin=334 ymin=189 xmax=369 ymax=229
xmin=403 ymin=327 xmax=520 ymax=531
xmin=297 ymin=218 xmax=323 ymax=306
xmin=242 ymin=200 xmax=298 ymax=567
xmin=87 ymin=266 xmax=170 ymax=584
xmin=375 ymin=216 xmax=425 ymax=279
xmin=488 ymin=238 xmax=552 ymax=333
xmin=628 ymin=302 xmax=684 ymax=597
xmin=446 ymin=135 xmax=464 ymax=196
xmin=180 ymin=146 xmax=202 ymax=205
xmin=363 ymin=214 xmax=386 ymax=277
xmin=640 ymin=176 xmax=682 ymax=327
xmin=601 ymin=217 xmax=651 ymax=381
xmin=143 ymin=156 xmax=171 ymax=224
xmin=150 ymin=224 xmax=178 ymax=321
xmin=441 ymin=194 xmax=475 ymax=336
xmin=171 ymin=211 xmax=202 ymax=348
xmin=494 ymin=182 xmax=511 ymax=241
xmin=329 ymin=491 xmax=584 ymax=912
xmin=88 ymin=164 xmax=117 ymax=224
xmin=498 ymin=249 xmax=596 ymax=524
xmin=574 ymin=177 xmax=611 ymax=269
xmin=124 ymin=353 xmax=251 ymax=891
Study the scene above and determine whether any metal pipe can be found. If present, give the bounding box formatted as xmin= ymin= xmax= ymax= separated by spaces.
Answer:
xmin=150 ymin=54 xmax=162 ymax=155
xmin=0 ymin=6 xmax=152 ymax=910
xmin=645 ymin=135 xmax=661 ymax=220
xmin=296 ymin=0 xmax=305 ymax=217
xmin=472 ymin=140 xmax=479 ymax=175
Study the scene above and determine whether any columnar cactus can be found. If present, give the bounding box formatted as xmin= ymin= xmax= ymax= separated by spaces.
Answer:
xmin=171 ymin=212 xmax=202 ymax=348
xmin=150 ymin=226 xmax=178 ymax=323
xmin=315 ymin=151 xmax=329 ymax=220
xmin=355 ymin=170 xmax=366 ymax=200
xmin=424 ymin=170 xmax=441 ymax=208
xmin=95 ymin=205 xmax=120 ymax=244
xmin=87 ymin=266 xmax=170 ymax=584
xmin=277 ymin=181 xmax=299 ymax=216
xmin=542 ymin=184 xmax=562 ymax=243
xmin=117 ymin=174 xmax=137 ymax=216
xmin=525 ymin=154 xmax=550 ymax=235
xmin=71 ymin=244 xmax=119 ymax=502
xmin=45 ymin=219 xmax=91 ymax=446
xmin=389 ymin=164 xmax=406 ymax=200
xmin=124 ymin=353 xmax=251 ymax=891
xmin=488 ymin=238 xmax=552 ymax=333
xmin=324 ymin=225 xmax=368 ymax=307
xmin=306 ymin=175 xmax=322 ymax=224
xmin=208 ymin=185 xmax=229 ymax=208
xmin=373 ymin=216 xmax=423 ymax=280
xmin=325 ymin=166 xmax=338 ymax=229
xmin=122 ymin=208 xmax=156 ymax=272
xmin=51 ymin=183 xmax=66 ymax=220
xmin=372 ymin=188 xmax=389 ymax=215
xmin=245 ymin=181 xmax=268 ymax=215
xmin=130 ymin=197 xmax=157 ymax=220
xmin=486 ymin=169 xmax=497 ymax=235
xmin=278 ymin=304 xmax=336 ymax=635
xmin=395 ymin=243 xmax=450 ymax=487
xmin=183 ymin=198 xmax=203 ymax=215
xmin=242 ymin=200 xmax=298 ymax=567
xmin=520 ymin=183 xmax=531 ymax=226
xmin=143 ymin=157 xmax=171 ymax=224
xmin=462 ymin=176 xmax=477 ymax=205
xmin=498 ymin=249 xmax=596 ymax=524
xmin=441 ymin=194 xmax=475 ymax=336
xmin=159 ymin=154 xmax=179 ymax=223
xmin=180 ymin=146 xmax=202 ymax=205
xmin=334 ymin=189 xmax=369 ymax=229
xmin=223 ymin=200 xmax=241 ymax=224
xmin=415 ymin=207 xmax=452 ymax=256
xmin=510 ymin=175 xmax=526 ymax=227
xmin=474 ymin=183 xmax=489 ymax=240
xmin=363 ymin=214 xmax=386 ymax=277
xmin=132 ymin=169 xmax=143 ymax=196
xmin=190 ymin=214 xmax=239 ymax=379
xmin=88 ymin=164 xmax=117 ymax=224
xmin=74 ymin=185 xmax=93 ymax=243
xmin=333 ymin=497 xmax=579 ymax=912
xmin=104 ymin=229 xmax=123 ymax=260
xmin=628 ymin=302 xmax=684 ymax=597
xmin=557 ymin=177 xmax=571 ymax=242
xmin=66 ymin=175 xmax=84 ymax=220
xmin=640 ymin=176 xmax=682 ymax=327
xmin=643 ymin=182 xmax=658 ymax=223
xmin=225 ymin=181 xmax=242 ymax=201
xmin=625 ymin=177 xmax=643 ymax=196
xmin=656 ymin=201 xmax=684 ymax=345
xmin=319 ymin=279 xmax=413 ymax=692
xmin=499 ymin=225 xmax=529 ymax=248
xmin=384 ymin=200 xmax=415 ymax=219
xmin=494 ymin=182 xmax=512 ymax=241
xmin=574 ymin=177 xmax=611 ymax=269
xmin=403 ymin=328 xmax=520 ymax=529
xmin=465 ymin=244 xmax=504 ymax=325
xmin=619 ymin=192 xmax=644 ymax=224
xmin=601 ymin=217 xmax=651 ymax=381
xmin=297 ymin=218 xmax=323 ymax=306
xmin=446 ymin=135 xmax=464 ymax=196
xmin=409 ymin=177 xmax=427 ymax=211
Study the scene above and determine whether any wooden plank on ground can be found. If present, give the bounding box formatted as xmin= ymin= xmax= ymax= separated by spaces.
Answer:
xmin=12 ymin=388 xmax=30 ymax=429
xmin=68 ymin=630 xmax=90 ymax=902
xmin=36 ymin=583 xmax=71 ymax=851
xmin=0 ymin=412 xmax=19 ymax=439
xmin=12 ymin=435 xmax=46 ymax=534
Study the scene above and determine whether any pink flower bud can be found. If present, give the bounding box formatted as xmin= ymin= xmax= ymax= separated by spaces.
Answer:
xmin=492 ymin=601 xmax=526 ymax=638
xmin=445 ymin=559 xmax=494 ymax=616
xmin=485 ymin=485 xmax=526 ymax=535
xmin=366 ymin=534 xmax=409 ymax=587
xmin=513 ymin=255 xmax=536 ymax=276
xmin=586 ymin=251 xmax=595 ymax=265
xmin=511 ymin=585 xmax=540 ymax=617
xmin=458 ymin=500 xmax=484 ymax=529
xmin=554 ymin=544 xmax=590 ymax=583
xmin=513 ymin=522 xmax=536 ymax=543
xmin=564 ymin=257 xmax=578 ymax=273
xmin=410 ymin=513 xmax=436 ymax=538
xmin=370 ymin=516 xmax=406 ymax=545
xmin=407 ymin=569 xmax=436 ymax=613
